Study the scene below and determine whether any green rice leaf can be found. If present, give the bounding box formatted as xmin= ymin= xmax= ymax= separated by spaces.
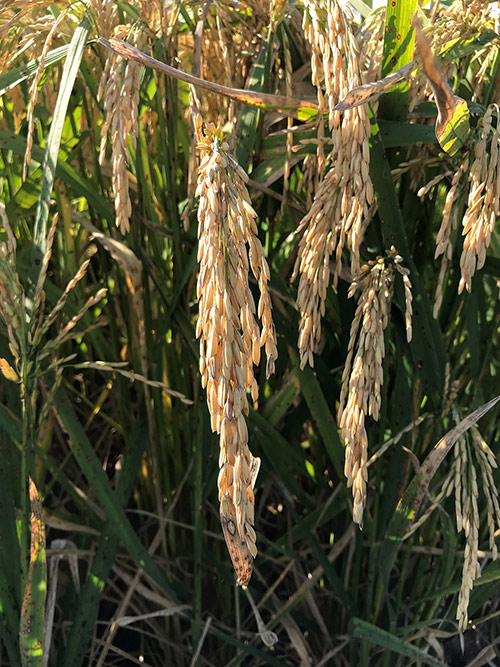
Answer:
xmin=236 ymin=40 xmax=270 ymax=170
xmin=28 ymin=16 xmax=91 ymax=313
xmin=380 ymin=0 xmax=418 ymax=120
xmin=0 ymin=130 xmax=114 ymax=221
xmin=351 ymin=618 xmax=446 ymax=666
xmin=51 ymin=386 xmax=184 ymax=603
xmin=0 ymin=44 xmax=74 ymax=97
xmin=59 ymin=415 xmax=149 ymax=667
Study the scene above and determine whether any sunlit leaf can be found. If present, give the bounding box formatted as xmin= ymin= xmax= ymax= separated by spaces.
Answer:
xmin=414 ymin=18 xmax=471 ymax=156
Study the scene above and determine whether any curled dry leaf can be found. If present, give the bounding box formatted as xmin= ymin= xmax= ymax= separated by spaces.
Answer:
xmin=414 ymin=395 xmax=500 ymax=517
xmin=99 ymin=37 xmax=319 ymax=121
xmin=413 ymin=17 xmax=471 ymax=156
xmin=331 ymin=61 xmax=417 ymax=112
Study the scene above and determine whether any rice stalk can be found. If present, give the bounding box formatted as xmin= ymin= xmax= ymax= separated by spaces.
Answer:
xmin=280 ymin=20 xmax=293 ymax=214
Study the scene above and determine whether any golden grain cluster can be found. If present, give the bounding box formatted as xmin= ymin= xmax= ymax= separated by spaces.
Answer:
xmin=98 ymin=27 xmax=144 ymax=235
xmin=338 ymin=250 xmax=412 ymax=525
xmin=2 ymin=0 xmax=498 ymax=630
xmin=430 ymin=103 xmax=500 ymax=312
xmin=459 ymin=104 xmax=500 ymax=294
xmin=195 ymin=119 xmax=277 ymax=584
xmin=433 ymin=159 xmax=468 ymax=317
xmin=293 ymin=0 xmax=373 ymax=370
xmin=442 ymin=428 xmax=500 ymax=630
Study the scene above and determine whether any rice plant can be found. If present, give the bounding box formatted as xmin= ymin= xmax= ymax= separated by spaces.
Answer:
xmin=0 ymin=1 xmax=499 ymax=665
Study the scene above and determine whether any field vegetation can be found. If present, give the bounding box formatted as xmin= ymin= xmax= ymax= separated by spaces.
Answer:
xmin=0 ymin=0 xmax=499 ymax=665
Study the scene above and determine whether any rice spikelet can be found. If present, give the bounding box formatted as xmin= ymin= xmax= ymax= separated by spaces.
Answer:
xmin=195 ymin=119 xmax=277 ymax=585
xmin=433 ymin=158 xmax=468 ymax=317
xmin=23 ymin=8 xmax=69 ymax=180
xmin=89 ymin=0 xmax=117 ymax=39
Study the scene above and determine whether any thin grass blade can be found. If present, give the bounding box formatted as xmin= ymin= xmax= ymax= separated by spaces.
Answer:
xmin=59 ymin=415 xmax=149 ymax=667
xmin=350 ymin=618 xmax=446 ymax=667
xmin=27 ymin=16 xmax=91 ymax=312
xmin=51 ymin=386 xmax=184 ymax=603
xmin=0 ymin=44 xmax=73 ymax=97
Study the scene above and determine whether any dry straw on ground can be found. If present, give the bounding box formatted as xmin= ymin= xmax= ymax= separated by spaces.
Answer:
xmin=338 ymin=249 xmax=412 ymax=526
xmin=293 ymin=0 xmax=373 ymax=370
xmin=195 ymin=119 xmax=277 ymax=584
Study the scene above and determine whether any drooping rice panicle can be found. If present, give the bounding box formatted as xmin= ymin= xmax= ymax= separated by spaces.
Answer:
xmin=98 ymin=27 xmax=144 ymax=234
xmin=338 ymin=248 xmax=412 ymax=525
xmin=294 ymin=0 xmax=373 ymax=369
xmin=195 ymin=119 xmax=277 ymax=584
xmin=459 ymin=104 xmax=499 ymax=294
xmin=433 ymin=159 xmax=468 ymax=317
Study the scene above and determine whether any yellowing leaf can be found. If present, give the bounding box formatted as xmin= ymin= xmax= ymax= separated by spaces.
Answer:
xmin=414 ymin=17 xmax=471 ymax=156
xmin=99 ymin=38 xmax=318 ymax=121
xmin=434 ymin=98 xmax=470 ymax=157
